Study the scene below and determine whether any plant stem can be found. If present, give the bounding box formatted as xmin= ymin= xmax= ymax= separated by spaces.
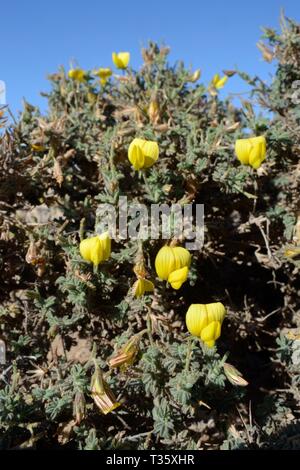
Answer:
xmin=146 ymin=310 xmax=154 ymax=347
xmin=142 ymin=171 xmax=154 ymax=200
xmin=185 ymin=337 xmax=195 ymax=372
xmin=79 ymin=218 xmax=85 ymax=241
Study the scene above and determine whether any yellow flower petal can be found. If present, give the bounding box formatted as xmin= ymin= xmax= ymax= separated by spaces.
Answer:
xmin=168 ymin=266 xmax=189 ymax=289
xmin=139 ymin=140 xmax=159 ymax=167
xmin=133 ymin=279 xmax=143 ymax=297
xmin=212 ymin=74 xmax=220 ymax=87
xmin=79 ymin=238 xmax=93 ymax=262
xmin=155 ymin=246 xmax=177 ymax=280
xmin=80 ymin=236 xmax=103 ymax=266
xmin=173 ymin=246 xmax=192 ymax=270
xmin=206 ymin=302 xmax=226 ymax=323
xmin=98 ymin=231 xmax=111 ymax=261
xmin=112 ymin=52 xmax=120 ymax=68
xmin=215 ymin=75 xmax=228 ymax=89
xmin=128 ymin=143 xmax=145 ymax=170
xmin=143 ymin=279 xmax=155 ymax=292
xmin=200 ymin=321 xmax=221 ymax=347
xmin=118 ymin=52 xmax=130 ymax=68
xmin=235 ymin=138 xmax=251 ymax=165
xmin=186 ymin=304 xmax=208 ymax=336
xmin=89 ymin=237 xmax=103 ymax=266
xmin=249 ymin=136 xmax=266 ymax=169
xmin=133 ymin=278 xmax=154 ymax=298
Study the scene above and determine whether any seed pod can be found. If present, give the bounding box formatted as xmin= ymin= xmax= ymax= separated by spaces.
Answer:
xmin=73 ymin=391 xmax=86 ymax=424
xmin=224 ymin=363 xmax=248 ymax=387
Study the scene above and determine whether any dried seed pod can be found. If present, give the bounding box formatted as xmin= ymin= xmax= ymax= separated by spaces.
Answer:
xmin=224 ymin=363 xmax=248 ymax=386
xmin=53 ymin=158 xmax=63 ymax=186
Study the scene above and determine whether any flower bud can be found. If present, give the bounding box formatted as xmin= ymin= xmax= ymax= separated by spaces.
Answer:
xmin=223 ymin=363 xmax=248 ymax=387
xmin=108 ymin=335 xmax=140 ymax=370
xmin=188 ymin=69 xmax=201 ymax=83
xmin=91 ymin=365 xmax=120 ymax=415
xmin=167 ymin=266 xmax=189 ymax=290
xmin=73 ymin=391 xmax=86 ymax=424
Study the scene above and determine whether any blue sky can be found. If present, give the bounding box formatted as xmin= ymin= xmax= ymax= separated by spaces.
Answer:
xmin=1 ymin=0 xmax=299 ymax=115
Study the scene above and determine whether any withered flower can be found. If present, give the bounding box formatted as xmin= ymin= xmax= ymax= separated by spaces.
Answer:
xmin=90 ymin=364 xmax=120 ymax=415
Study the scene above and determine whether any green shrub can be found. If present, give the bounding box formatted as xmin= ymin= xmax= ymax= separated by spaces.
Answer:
xmin=0 ymin=13 xmax=300 ymax=450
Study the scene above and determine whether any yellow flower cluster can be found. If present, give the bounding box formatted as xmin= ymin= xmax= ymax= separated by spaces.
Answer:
xmin=72 ymin=56 xmax=272 ymax=378
xmin=68 ymin=51 xmax=130 ymax=87
xmin=155 ymin=246 xmax=191 ymax=290
xmin=185 ymin=302 xmax=226 ymax=348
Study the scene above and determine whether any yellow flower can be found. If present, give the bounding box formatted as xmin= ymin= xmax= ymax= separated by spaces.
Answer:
xmin=112 ymin=52 xmax=130 ymax=69
xmin=211 ymin=73 xmax=228 ymax=89
xmin=68 ymin=68 xmax=86 ymax=83
xmin=91 ymin=364 xmax=120 ymax=415
xmin=185 ymin=302 xmax=226 ymax=348
xmin=94 ymin=67 xmax=112 ymax=86
xmin=133 ymin=278 xmax=154 ymax=298
xmin=108 ymin=335 xmax=140 ymax=370
xmin=79 ymin=232 xmax=111 ymax=266
xmin=155 ymin=246 xmax=191 ymax=290
xmin=128 ymin=138 xmax=159 ymax=171
xmin=235 ymin=136 xmax=266 ymax=169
